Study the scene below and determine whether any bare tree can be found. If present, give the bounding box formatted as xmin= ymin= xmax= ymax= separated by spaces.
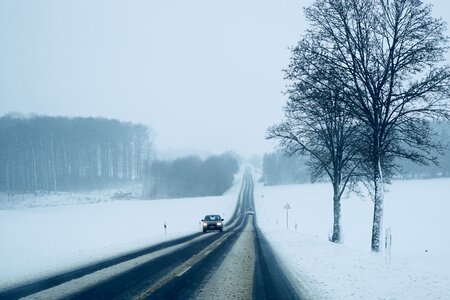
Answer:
xmin=261 ymin=151 xmax=309 ymax=186
xmin=268 ymin=64 xmax=363 ymax=243
xmin=301 ymin=0 xmax=450 ymax=251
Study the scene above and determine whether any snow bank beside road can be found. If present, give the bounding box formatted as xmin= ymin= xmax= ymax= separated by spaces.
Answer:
xmin=255 ymin=178 xmax=450 ymax=299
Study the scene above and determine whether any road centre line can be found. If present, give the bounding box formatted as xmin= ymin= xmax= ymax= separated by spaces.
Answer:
xmin=134 ymin=231 xmax=233 ymax=300
xmin=24 ymin=233 xmax=214 ymax=300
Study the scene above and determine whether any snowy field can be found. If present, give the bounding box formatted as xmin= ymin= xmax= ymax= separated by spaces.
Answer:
xmin=0 ymin=181 xmax=241 ymax=291
xmin=1 ymin=175 xmax=449 ymax=299
xmin=255 ymin=178 xmax=450 ymax=299
xmin=0 ymin=184 xmax=143 ymax=210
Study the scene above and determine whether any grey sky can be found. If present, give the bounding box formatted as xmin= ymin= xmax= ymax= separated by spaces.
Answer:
xmin=0 ymin=0 xmax=448 ymax=156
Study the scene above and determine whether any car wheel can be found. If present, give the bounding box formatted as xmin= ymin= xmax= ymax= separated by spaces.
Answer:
xmin=219 ymin=228 xmax=223 ymax=232
xmin=203 ymin=229 xmax=207 ymax=233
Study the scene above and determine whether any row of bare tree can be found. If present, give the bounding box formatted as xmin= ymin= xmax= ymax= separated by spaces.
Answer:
xmin=0 ymin=114 xmax=153 ymax=192
xmin=143 ymin=153 xmax=239 ymax=199
xmin=268 ymin=0 xmax=450 ymax=252
xmin=262 ymin=123 xmax=450 ymax=185
xmin=261 ymin=152 xmax=309 ymax=185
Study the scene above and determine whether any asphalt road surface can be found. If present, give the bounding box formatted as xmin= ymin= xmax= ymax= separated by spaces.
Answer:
xmin=1 ymin=173 xmax=302 ymax=300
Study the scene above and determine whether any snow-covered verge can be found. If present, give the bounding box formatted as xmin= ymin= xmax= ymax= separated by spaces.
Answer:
xmin=0 ymin=184 xmax=143 ymax=210
xmin=255 ymin=178 xmax=450 ymax=299
xmin=0 ymin=180 xmax=241 ymax=291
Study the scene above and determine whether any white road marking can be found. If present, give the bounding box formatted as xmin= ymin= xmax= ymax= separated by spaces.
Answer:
xmin=134 ymin=232 xmax=232 ymax=300
xmin=196 ymin=216 xmax=256 ymax=300
xmin=22 ymin=233 xmax=213 ymax=300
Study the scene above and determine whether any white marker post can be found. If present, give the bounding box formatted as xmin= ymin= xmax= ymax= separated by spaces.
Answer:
xmin=385 ymin=227 xmax=392 ymax=265
xmin=284 ymin=203 xmax=291 ymax=229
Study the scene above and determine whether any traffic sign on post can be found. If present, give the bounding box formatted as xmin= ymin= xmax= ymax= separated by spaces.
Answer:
xmin=284 ymin=203 xmax=291 ymax=229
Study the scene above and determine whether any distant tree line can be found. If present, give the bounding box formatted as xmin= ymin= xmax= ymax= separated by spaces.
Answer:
xmin=397 ymin=122 xmax=450 ymax=179
xmin=0 ymin=114 xmax=153 ymax=192
xmin=143 ymin=152 xmax=239 ymax=199
xmin=260 ymin=152 xmax=308 ymax=185
xmin=263 ymin=122 xmax=450 ymax=185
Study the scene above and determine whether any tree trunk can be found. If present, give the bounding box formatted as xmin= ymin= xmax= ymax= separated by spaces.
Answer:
xmin=331 ymin=184 xmax=342 ymax=243
xmin=50 ymin=138 xmax=57 ymax=191
xmin=30 ymin=142 xmax=38 ymax=191
xmin=6 ymin=160 xmax=10 ymax=200
xmin=371 ymin=157 xmax=384 ymax=252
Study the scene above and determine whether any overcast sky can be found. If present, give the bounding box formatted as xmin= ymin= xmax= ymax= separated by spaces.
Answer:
xmin=0 ymin=0 xmax=449 ymax=157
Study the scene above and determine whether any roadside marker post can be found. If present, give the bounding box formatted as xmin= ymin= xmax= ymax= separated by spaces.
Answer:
xmin=385 ymin=227 xmax=392 ymax=265
xmin=283 ymin=203 xmax=291 ymax=230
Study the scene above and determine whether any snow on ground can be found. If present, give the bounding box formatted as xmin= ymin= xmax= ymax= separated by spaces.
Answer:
xmin=2 ymin=173 xmax=449 ymax=299
xmin=0 ymin=179 xmax=241 ymax=291
xmin=0 ymin=184 xmax=142 ymax=210
xmin=255 ymin=178 xmax=450 ymax=299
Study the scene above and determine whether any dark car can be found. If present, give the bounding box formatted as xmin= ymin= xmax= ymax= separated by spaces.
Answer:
xmin=201 ymin=215 xmax=224 ymax=233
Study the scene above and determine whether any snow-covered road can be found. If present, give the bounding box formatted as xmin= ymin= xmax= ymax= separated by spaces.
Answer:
xmin=0 ymin=187 xmax=240 ymax=291
xmin=196 ymin=217 xmax=255 ymax=299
